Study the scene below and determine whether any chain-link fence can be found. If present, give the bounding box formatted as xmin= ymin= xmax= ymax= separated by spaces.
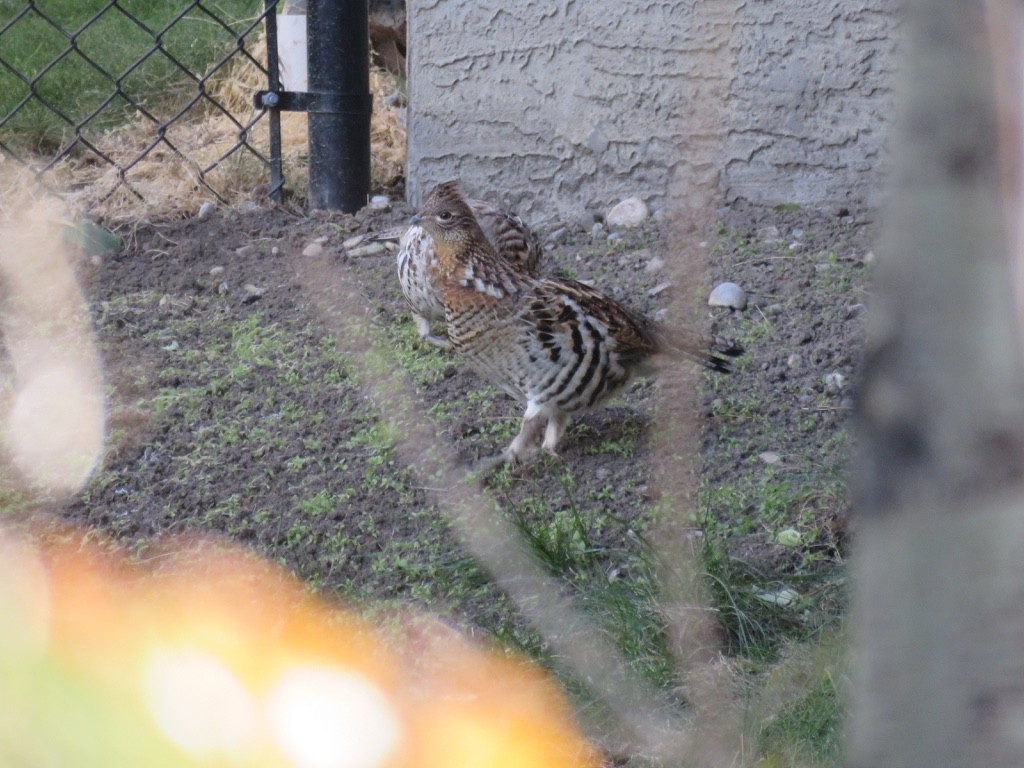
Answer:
xmin=0 ymin=1 xmax=284 ymax=212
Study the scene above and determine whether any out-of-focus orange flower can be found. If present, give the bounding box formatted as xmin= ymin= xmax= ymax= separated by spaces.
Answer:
xmin=0 ymin=529 xmax=599 ymax=768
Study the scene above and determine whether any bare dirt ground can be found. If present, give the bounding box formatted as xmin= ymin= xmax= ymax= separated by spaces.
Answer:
xmin=55 ymin=193 xmax=871 ymax=671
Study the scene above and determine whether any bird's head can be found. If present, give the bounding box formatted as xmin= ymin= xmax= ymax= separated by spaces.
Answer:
xmin=411 ymin=181 xmax=481 ymax=250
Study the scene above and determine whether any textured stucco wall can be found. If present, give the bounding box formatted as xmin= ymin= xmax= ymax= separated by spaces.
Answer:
xmin=724 ymin=2 xmax=898 ymax=212
xmin=407 ymin=1 xmax=899 ymax=222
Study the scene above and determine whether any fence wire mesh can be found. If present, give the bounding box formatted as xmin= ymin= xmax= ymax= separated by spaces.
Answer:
xmin=0 ymin=1 xmax=282 ymax=210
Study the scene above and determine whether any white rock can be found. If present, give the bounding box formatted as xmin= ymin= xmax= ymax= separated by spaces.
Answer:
xmin=243 ymin=284 xmax=265 ymax=301
xmin=824 ymin=371 xmax=846 ymax=393
xmin=645 ymin=255 xmax=665 ymax=274
xmin=547 ymin=226 xmax=568 ymax=244
xmin=342 ymin=235 xmax=366 ymax=250
xmin=302 ymin=241 xmax=324 ymax=257
xmin=648 ymin=281 xmax=672 ymax=297
xmin=271 ymin=246 xmax=280 ymax=256
xmin=708 ymin=282 xmax=747 ymax=310
xmin=787 ymin=353 xmax=802 ymax=369
xmin=606 ymin=197 xmax=649 ymax=228
xmin=370 ymin=195 xmax=391 ymax=211
xmin=863 ymin=250 xmax=876 ymax=264
xmin=754 ymin=587 xmax=800 ymax=607
xmin=776 ymin=528 xmax=802 ymax=547
xmin=759 ymin=451 xmax=782 ymax=465
xmin=210 ymin=266 xmax=225 ymax=277
xmin=197 ymin=201 xmax=216 ymax=220
xmin=757 ymin=225 xmax=781 ymax=241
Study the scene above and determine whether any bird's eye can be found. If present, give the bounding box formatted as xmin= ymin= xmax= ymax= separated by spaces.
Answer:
xmin=438 ymin=211 xmax=453 ymax=222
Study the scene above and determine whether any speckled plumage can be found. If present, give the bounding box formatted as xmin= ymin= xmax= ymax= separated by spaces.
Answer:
xmin=412 ymin=181 xmax=741 ymax=464
xmin=396 ymin=198 xmax=541 ymax=347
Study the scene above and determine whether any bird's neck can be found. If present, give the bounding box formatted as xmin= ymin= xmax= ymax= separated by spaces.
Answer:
xmin=432 ymin=238 xmax=469 ymax=280
xmin=434 ymin=223 xmax=492 ymax=277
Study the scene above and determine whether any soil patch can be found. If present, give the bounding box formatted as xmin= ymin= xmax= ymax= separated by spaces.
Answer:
xmin=51 ymin=195 xmax=870 ymax=645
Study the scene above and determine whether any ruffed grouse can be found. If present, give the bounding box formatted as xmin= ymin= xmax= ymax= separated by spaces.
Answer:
xmin=394 ymin=198 xmax=541 ymax=347
xmin=411 ymin=181 xmax=741 ymax=465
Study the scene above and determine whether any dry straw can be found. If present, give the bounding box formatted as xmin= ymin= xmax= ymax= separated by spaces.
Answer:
xmin=50 ymin=34 xmax=406 ymax=224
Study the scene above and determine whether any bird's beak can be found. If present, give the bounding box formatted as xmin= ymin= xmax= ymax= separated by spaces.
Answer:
xmin=410 ymin=214 xmax=423 ymax=225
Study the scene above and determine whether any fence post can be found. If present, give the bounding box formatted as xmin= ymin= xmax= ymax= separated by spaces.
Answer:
xmin=264 ymin=1 xmax=284 ymax=202
xmin=306 ymin=0 xmax=371 ymax=211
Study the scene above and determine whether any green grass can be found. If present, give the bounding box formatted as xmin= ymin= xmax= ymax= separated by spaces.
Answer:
xmin=749 ymin=633 xmax=846 ymax=767
xmin=0 ymin=0 xmax=262 ymax=152
xmin=383 ymin=322 xmax=453 ymax=386
xmin=75 ymin=217 xmax=853 ymax=765
xmin=757 ymin=672 xmax=843 ymax=766
xmin=370 ymin=229 xmax=850 ymax=764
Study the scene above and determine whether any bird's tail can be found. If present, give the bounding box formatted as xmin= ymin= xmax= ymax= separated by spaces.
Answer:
xmin=650 ymin=324 xmax=743 ymax=373
xmin=341 ymin=226 xmax=407 ymax=251
xmin=365 ymin=225 xmax=407 ymax=243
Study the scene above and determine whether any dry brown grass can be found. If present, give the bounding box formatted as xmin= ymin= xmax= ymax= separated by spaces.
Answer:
xmin=46 ymin=34 xmax=406 ymax=224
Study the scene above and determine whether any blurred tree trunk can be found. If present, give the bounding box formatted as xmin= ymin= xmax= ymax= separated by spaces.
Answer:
xmin=849 ymin=1 xmax=1024 ymax=766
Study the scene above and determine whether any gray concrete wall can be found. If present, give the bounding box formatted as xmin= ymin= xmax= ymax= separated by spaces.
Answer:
xmin=724 ymin=2 xmax=898 ymax=212
xmin=407 ymin=1 xmax=899 ymax=222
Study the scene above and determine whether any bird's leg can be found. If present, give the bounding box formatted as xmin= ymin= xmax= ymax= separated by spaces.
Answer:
xmin=413 ymin=312 xmax=451 ymax=349
xmin=503 ymin=411 xmax=545 ymax=464
xmin=541 ymin=412 xmax=570 ymax=456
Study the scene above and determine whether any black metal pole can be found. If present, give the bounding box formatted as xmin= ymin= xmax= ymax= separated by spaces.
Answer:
xmin=306 ymin=0 xmax=371 ymax=212
xmin=263 ymin=0 xmax=284 ymax=202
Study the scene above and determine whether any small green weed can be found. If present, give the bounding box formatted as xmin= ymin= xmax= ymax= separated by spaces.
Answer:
xmin=298 ymin=489 xmax=354 ymax=517
xmin=384 ymin=324 xmax=451 ymax=386
xmin=509 ymin=496 xmax=592 ymax=572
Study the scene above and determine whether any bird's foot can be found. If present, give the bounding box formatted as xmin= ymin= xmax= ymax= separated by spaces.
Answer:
xmin=468 ymin=451 xmax=515 ymax=477
xmin=412 ymin=315 xmax=451 ymax=349
xmin=541 ymin=446 xmax=562 ymax=462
